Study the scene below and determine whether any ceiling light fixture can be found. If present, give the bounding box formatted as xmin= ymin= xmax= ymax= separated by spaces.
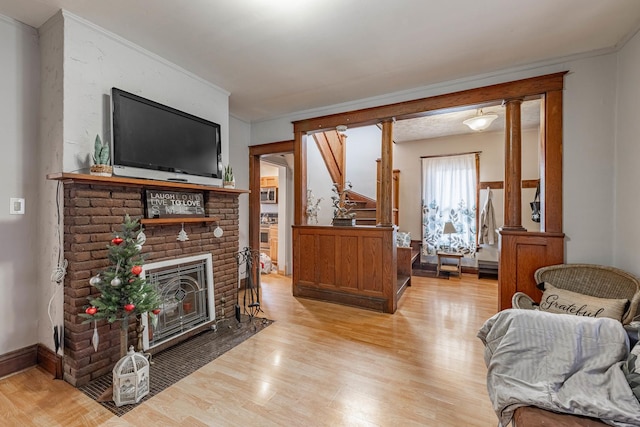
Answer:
xmin=463 ymin=109 xmax=498 ymax=131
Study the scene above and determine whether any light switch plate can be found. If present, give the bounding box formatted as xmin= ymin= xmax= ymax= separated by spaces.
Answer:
xmin=10 ymin=198 xmax=25 ymax=215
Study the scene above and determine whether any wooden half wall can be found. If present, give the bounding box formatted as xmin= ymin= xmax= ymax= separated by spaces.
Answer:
xmin=293 ymin=225 xmax=398 ymax=313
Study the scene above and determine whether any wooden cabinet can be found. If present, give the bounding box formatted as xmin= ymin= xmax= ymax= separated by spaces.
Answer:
xmin=260 ymin=176 xmax=278 ymax=188
xmin=269 ymin=225 xmax=278 ymax=264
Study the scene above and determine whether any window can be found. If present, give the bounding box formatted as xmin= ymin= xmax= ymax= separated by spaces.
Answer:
xmin=421 ymin=153 xmax=477 ymax=258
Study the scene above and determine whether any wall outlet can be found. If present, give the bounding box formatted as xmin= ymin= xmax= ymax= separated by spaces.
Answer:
xmin=10 ymin=198 xmax=25 ymax=215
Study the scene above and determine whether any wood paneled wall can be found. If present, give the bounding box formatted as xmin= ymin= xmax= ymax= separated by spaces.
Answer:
xmin=292 ymin=225 xmax=397 ymax=313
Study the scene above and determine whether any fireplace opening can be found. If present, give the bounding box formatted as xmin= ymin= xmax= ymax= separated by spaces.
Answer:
xmin=141 ymin=254 xmax=215 ymax=350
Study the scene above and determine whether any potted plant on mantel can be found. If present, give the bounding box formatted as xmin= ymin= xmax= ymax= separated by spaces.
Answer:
xmin=90 ymin=134 xmax=113 ymax=177
xmin=223 ymin=164 xmax=235 ymax=188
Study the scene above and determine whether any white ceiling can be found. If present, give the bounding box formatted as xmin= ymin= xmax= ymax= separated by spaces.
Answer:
xmin=1 ymin=0 xmax=640 ymax=125
xmin=393 ymin=99 xmax=541 ymax=142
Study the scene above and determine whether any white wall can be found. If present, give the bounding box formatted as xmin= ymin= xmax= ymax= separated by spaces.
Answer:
xmin=36 ymin=12 xmax=65 ymax=355
xmin=0 ymin=15 xmax=41 ymax=354
xmin=344 ymin=126 xmax=382 ymax=199
xmin=562 ymin=54 xmax=617 ymax=265
xmin=614 ymin=28 xmax=640 ymax=274
xmin=229 ymin=115 xmax=251 ymax=253
xmin=307 ymin=139 xmax=335 ymax=225
xmin=61 ymin=12 xmax=229 ymax=173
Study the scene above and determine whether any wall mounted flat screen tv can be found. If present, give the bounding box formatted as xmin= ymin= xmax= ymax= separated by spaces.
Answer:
xmin=111 ymin=88 xmax=222 ymax=186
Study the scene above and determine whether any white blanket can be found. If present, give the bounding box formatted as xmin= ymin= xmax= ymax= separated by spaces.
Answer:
xmin=477 ymin=309 xmax=640 ymax=427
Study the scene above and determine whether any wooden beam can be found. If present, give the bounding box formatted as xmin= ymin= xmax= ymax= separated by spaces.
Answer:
xmin=292 ymin=72 xmax=567 ymax=133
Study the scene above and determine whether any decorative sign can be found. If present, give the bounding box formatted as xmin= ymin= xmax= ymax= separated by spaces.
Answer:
xmin=145 ymin=190 xmax=205 ymax=218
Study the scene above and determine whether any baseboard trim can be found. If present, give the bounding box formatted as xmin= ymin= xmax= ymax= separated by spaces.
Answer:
xmin=37 ymin=344 xmax=63 ymax=379
xmin=0 ymin=344 xmax=63 ymax=380
xmin=0 ymin=345 xmax=37 ymax=378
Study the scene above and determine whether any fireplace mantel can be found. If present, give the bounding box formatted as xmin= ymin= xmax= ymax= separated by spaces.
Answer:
xmin=47 ymin=172 xmax=249 ymax=195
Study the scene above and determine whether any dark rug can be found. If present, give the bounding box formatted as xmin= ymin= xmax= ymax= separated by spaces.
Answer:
xmin=79 ymin=315 xmax=273 ymax=417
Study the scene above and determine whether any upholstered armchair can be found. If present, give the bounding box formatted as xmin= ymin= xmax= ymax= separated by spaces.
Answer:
xmin=512 ymin=263 xmax=640 ymax=325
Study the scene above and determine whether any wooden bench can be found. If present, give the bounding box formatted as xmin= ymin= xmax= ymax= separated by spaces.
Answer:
xmin=397 ymin=245 xmax=420 ymax=290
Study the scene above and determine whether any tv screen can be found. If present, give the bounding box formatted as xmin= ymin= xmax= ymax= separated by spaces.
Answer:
xmin=111 ymin=88 xmax=222 ymax=185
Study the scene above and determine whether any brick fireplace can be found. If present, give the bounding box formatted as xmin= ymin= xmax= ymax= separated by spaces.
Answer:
xmin=53 ymin=173 xmax=245 ymax=386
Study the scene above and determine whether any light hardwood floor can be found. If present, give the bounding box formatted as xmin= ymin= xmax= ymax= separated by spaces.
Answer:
xmin=0 ymin=273 xmax=500 ymax=426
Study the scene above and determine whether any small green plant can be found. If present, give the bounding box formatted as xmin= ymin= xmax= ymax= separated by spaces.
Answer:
xmin=224 ymin=164 xmax=234 ymax=182
xmin=92 ymin=134 xmax=110 ymax=165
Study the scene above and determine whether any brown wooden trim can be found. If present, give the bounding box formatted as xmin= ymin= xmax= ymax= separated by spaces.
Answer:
xmin=37 ymin=344 xmax=63 ymax=380
xmin=521 ymin=179 xmax=539 ymax=189
xmin=293 ymin=72 xmax=567 ymax=133
xmin=0 ymin=345 xmax=38 ymax=378
xmin=141 ymin=217 xmax=221 ymax=226
xmin=475 ymin=153 xmax=480 ymax=248
xmin=479 ymin=181 xmax=504 ymax=190
xmin=248 ymin=141 xmax=294 ymax=252
xmin=421 ymin=150 xmax=481 ymax=159
xmin=294 ymin=132 xmax=307 ymax=225
xmin=542 ymin=90 xmax=563 ymax=233
xmin=248 ymin=140 xmax=294 ymax=156
xmin=47 ymin=173 xmax=249 ymax=194
xmin=479 ymin=180 xmax=539 ymax=190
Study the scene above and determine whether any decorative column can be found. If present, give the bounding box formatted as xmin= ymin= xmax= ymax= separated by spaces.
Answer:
xmin=502 ymin=98 xmax=526 ymax=231
xmin=378 ymin=119 xmax=393 ymax=227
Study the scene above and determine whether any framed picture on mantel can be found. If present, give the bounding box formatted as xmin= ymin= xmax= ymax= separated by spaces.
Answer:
xmin=145 ymin=190 xmax=205 ymax=219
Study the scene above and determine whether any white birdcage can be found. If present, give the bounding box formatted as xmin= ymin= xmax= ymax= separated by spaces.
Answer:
xmin=112 ymin=345 xmax=150 ymax=406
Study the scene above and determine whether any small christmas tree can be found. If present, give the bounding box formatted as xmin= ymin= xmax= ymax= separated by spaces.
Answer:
xmin=80 ymin=214 xmax=161 ymax=355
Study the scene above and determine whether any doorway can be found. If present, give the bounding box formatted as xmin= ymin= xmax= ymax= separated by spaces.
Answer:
xmin=249 ymin=140 xmax=295 ymax=276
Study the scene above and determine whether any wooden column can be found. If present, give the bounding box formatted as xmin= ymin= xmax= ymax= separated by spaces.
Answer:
xmin=541 ymin=90 xmax=563 ymax=234
xmin=294 ymin=130 xmax=307 ymax=225
xmin=378 ymin=120 xmax=393 ymax=227
xmin=502 ymin=98 xmax=526 ymax=231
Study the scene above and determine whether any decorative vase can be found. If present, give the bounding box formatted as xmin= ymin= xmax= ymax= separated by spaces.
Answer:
xmin=90 ymin=164 xmax=113 ymax=177
xmin=223 ymin=180 xmax=235 ymax=189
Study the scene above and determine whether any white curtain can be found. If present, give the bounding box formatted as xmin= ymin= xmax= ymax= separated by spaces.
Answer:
xmin=421 ymin=154 xmax=477 ymax=259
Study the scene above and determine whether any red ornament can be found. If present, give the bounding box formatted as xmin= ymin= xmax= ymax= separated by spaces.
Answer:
xmin=152 ymin=308 xmax=161 ymax=315
xmin=131 ymin=265 xmax=143 ymax=276
xmin=85 ymin=306 xmax=98 ymax=315
xmin=124 ymin=303 xmax=135 ymax=312
xmin=111 ymin=237 xmax=124 ymax=245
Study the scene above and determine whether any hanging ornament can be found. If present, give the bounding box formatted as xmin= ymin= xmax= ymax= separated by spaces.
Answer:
xmin=152 ymin=308 xmax=161 ymax=315
xmin=131 ymin=265 xmax=143 ymax=276
xmin=89 ymin=275 xmax=102 ymax=286
xmin=136 ymin=230 xmax=146 ymax=246
xmin=124 ymin=303 xmax=135 ymax=312
xmin=85 ymin=306 xmax=98 ymax=315
xmin=111 ymin=277 xmax=122 ymax=287
xmin=135 ymin=244 xmax=143 ymax=252
xmin=92 ymin=321 xmax=99 ymax=352
xmin=112 ymin=236 xmax=124 ymax=245
xmin=177 ymin=223 xmax=189 ymax=242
